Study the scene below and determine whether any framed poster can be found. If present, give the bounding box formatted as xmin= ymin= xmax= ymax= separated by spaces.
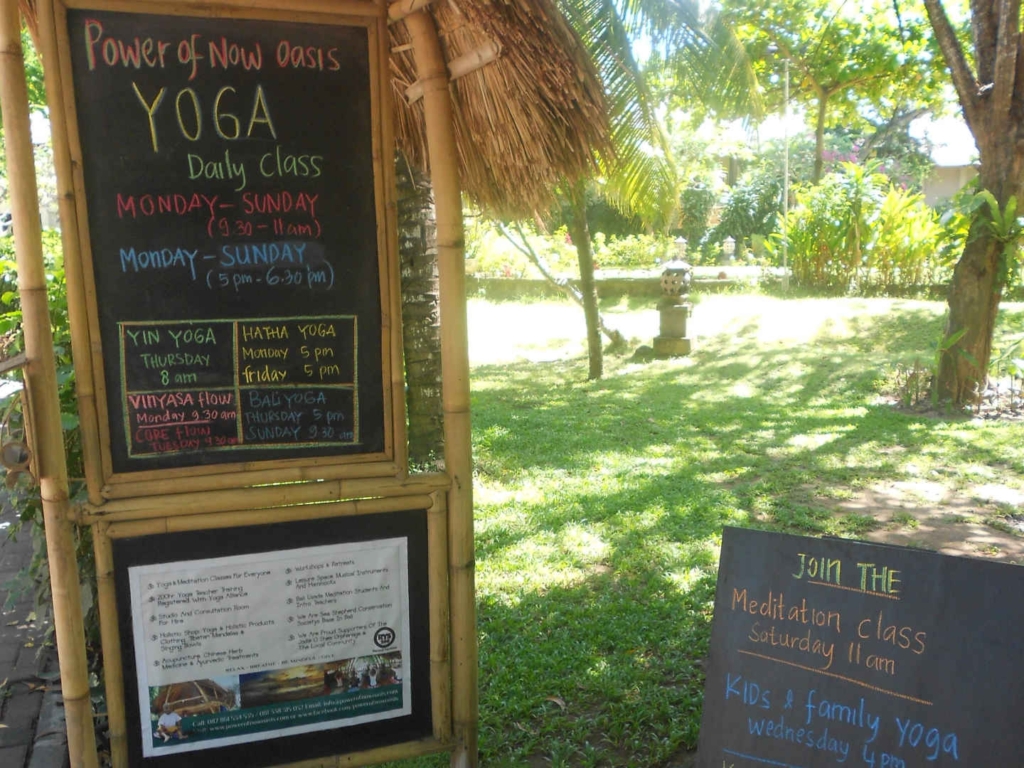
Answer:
xmin=111 ymin=510 xmax=433 ymax=767
xmin=42 ymin=0 xmax=402 ymax=494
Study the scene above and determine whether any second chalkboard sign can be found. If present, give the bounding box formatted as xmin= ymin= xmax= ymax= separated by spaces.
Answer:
xmin=698 ymin=528 xmax=1024 ymax=767
xmin=61 ymin=6 xmax=394 ymax=478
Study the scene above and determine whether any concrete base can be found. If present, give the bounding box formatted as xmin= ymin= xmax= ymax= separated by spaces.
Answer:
xmin=653 ymin=336 xmax=692 ymax=357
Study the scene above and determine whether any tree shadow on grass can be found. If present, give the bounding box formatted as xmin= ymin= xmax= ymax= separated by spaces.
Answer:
xmin=457 ymin=302 xmax=1024 ymax=767
xmin=476 ymin=527 xmax=718 ymax=766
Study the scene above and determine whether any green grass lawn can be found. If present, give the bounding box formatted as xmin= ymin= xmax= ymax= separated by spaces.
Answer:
xmin=388 ymin=294 xmax=1024 ymax=768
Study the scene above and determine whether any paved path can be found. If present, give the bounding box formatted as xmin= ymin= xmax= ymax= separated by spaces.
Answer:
xmin=0 ymin=499 xmax=63 ymax=768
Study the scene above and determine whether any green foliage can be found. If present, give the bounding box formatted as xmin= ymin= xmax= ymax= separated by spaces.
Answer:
xmin=585 ymin=197 xmax=644 ymax=238
xmin=867 ymin=188 xmax=949 ymax=287
xmin=720 ymin=0 xmax=947 ymax=183
xmin=779 ymin=163 xmax=951 ymax=293
xmin=466 ymin=221 xmax=578 ymax=279
xmin=971 ymin=190 xmax=1024 ymax=288
xmin=468 ymin=215 xmax=678 ymax=277
xmin=934 ymin=180 xmax=977 ymax=271
xmin=592 ymin=233 xmax=677 ymax=269
xmin=709 ymin=168 xmax=782 ymax=246
xmin=676 ymin=179 xmax=716 ymax=247
xmin=0 ymin=230 xmax=94 ymax=647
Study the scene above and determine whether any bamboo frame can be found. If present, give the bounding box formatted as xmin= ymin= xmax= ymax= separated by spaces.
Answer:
xmin=40 ymin=0 xmax=406 ymax=499
xmin=405 ymin=10 xmax=478 ymax=767
xmin=388 ymin=0 xmax=436 ymax=23
xmin=428 ymin=491 xmax=452 ymax=740
xmin=30 ymin=2 xmax=480 ymax=765
xmin=94 ymin=523 xmax=128 ymax=767
xmin=378 ymin=0 xmax=409 ymax=479
xmin=0 ymin=3 xmax=98 ymax=766
xmin=62 ymin=0 xmax=381 ymax=18
xmin=78 ymin=472 xmax=450 ymax=524
xmin=405 ymin=41 xmax=501 ymax=104
xmin=36 ymin=0 xmax=106 ymax=507
xmin=96 ymin=458 xmax=402 ymax=503
xmin=96 ymin=493 xmax=451 ymax=768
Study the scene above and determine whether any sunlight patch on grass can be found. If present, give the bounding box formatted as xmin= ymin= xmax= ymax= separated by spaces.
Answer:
xmin=560 ymin=524 xmax=610 ymax=563
xmin=786 ymin=431 xmax=843 ymax=450
xmin=730 ymin=381 xmax=756 ymax=398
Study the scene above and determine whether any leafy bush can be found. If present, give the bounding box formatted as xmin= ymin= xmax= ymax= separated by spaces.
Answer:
xmin=592 ymin=233 xmax=677 ymax=269
xmin=676 ymin=180 xmax=716 ymax=248
xmin=709 ymin=168 xmax=782 ymax=248
xmin=868 ymin=188 xmax=950 ymax=288
xmin=778 ymin=163 xmax=951 ymax=294
xmin=466 ymin=222 xmax=577 ymax=278
xmin=0 ymin=230 xmax=95 ymax=643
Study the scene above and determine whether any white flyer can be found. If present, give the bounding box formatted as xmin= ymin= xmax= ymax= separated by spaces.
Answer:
xmin=128 ymin=537 xmax=411 ymax=756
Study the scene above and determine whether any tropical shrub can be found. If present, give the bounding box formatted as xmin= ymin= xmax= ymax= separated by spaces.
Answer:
xmin=676 ymin=179 xmax=716 ymax=249
xmin=0 ymin=230 xmax=96 ymax=649
xmin=709 ymin=167 xmax=783 ymax=248
xmin=778 ymin=163 xmax=951 ymax=294
xmin=592 ymin=233 xmax=677 ymax=270
xmin=868 ymin=188 xmax=949 ymax=288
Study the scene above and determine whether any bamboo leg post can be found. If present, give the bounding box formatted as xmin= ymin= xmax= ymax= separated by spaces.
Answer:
xmin=0 ymin=3 xmax=99 ymax=767
xmin=35 ymin=0 xmax=105 ymax=507
xmin=428 ymin=491 xmax=452 ymax=739
xmin=405 ymin=10 xmax=478 ymax=766
xmin=94 ymin=525 xmax=128 ymax=768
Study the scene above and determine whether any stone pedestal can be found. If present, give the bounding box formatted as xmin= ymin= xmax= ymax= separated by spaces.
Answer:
xmin=653 ymin=335 xmax=692 ymax=356
xmin=654 ymin=302 xmax=692 ymax=357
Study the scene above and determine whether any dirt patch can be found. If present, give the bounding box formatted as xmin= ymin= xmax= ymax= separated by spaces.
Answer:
xmin=828 ymin=479 xmax=1024 ymax=563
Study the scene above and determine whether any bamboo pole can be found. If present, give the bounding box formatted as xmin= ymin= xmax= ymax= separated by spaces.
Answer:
xmin=388 ymin=0 xmax=437 ymax=23
xmin=376 ymin=6 xmax=409 ymax=478
xmin=406 ymin=42 xmax=500 ymax=104
xmin=102 ymin=494 xmax=434 ymax=539
xmin=405 ymin=10 xmax=478 ymax=767
xmin=161 ymin=495 xmax=433 ymax=534
xmin=35 ymin=0 xmax=105 ymax=505
xmin=428 ymin=491 xmax=452 ymax=740
xmin=0 ymin=4 xmax=98 ymax=766
xmin=61 ymin=0 xmax=381 ymax=19
xmin=93 ymin=524 xmax=128 ymax=768
xmin=100 ymin=459 xmax=402 ymax=501
xmin=79 ymin=472 xmax=450 ymax=524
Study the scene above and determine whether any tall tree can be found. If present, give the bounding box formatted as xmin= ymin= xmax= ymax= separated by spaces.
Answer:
xmin=721 ymin=0 xmax=945 ymax=182
xmin=924 ymin=0 xmax=1024 ymax=404
xmin=555 ymin=0 xmax=755 ymax=378
xmin=396 ymin=155 xmax=444 ymax=467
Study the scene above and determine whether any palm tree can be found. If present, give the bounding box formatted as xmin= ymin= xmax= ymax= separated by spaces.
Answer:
xmin=555 ymin=0 xmax=760 ymax=378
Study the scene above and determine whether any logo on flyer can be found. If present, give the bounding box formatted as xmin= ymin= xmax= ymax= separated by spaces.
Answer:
xmin=373 ymin=626 xmax=396 ymax=648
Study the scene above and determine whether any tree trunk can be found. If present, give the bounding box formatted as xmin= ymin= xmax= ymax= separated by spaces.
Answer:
xmin=566 ymin=183 xmax=603 ymax=379
xmin=812 ymin=96 xmax=827 ymax=183
xmin=922 ymin=0 xmax=1024 ymax=406
xmin=396 ymin=154 xmax=444 ymax=467
xmin=498 ymin=221 xmax=625 ymax=347
xmin=935 ymin=222 xmax=1003 ymax=403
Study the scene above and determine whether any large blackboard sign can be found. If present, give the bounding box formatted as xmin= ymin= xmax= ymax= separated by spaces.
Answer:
xmin=112 ymin=510 xmax=432 ymax=768
xmin=698 ymin=528 xmax=1024 ymax=766
xmin=63 ymin=8 xmax=390 ymax=474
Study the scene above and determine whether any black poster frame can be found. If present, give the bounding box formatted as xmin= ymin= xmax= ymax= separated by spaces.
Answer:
xmin=111 ymin=510 xmax=433 ymax=768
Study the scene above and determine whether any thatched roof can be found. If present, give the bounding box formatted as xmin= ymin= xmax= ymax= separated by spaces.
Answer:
xmin=20 ymin=0 xmax=610 ymax=220
xmin=388 ymin=0 xmax=611 ymax=217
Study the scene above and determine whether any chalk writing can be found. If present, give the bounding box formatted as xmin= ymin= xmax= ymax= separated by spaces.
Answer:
xmin=68 ymin=9 xmax=385 ymax=472
xmin=121 ymin=316 xmax=357 ymax=457
xmin=697 ymin=528 xmax=1024 ymax=766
